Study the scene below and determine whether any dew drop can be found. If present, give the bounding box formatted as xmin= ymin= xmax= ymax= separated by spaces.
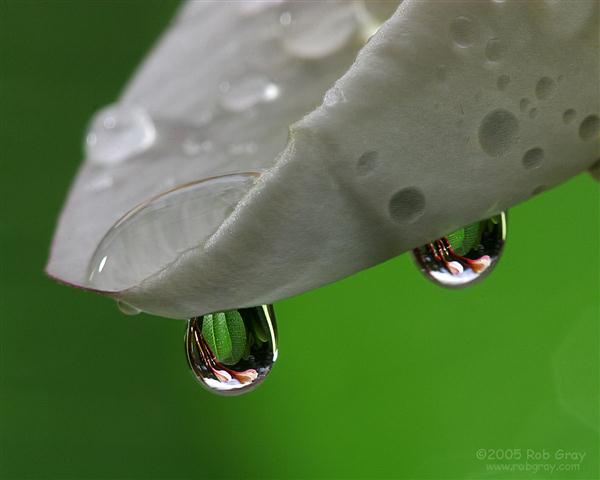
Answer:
xmin=186 ymin=306 xmax=277 ymax=395
xmin=535 ymin=76 xmax=556 ymax=100
xmin=279 ymin=11 xmax=292 ymax=26
xmin=449 ymin=16 xmax=480 ymax=48
xmin=356 ymin=151 xmax=379 ymax=176
xmin=86 ymin=175 xmax=114 ymax=193
xmin=522 ymin=147 xmax=544 ymax=169
xmin=388 ymin=187 xmax=426 ymax=224
xmin=562 ymin=109 xmax=577 ymax=124
xmin=220 ymin=75 xmax=280 ymax=112
xmin=579 ymin=115 xmax=600 ymax=141
xmin=519 ymin=98 xmax=530 ymax=112
xmin=485 ymin=38 xmax=507 ymax=62
xmin=88 ymin=172 xmax=260 ymax=291
xmin=412 ymin=212 xmax=507 ymax=288
xmin=496 ymin=74 xmax=510 ymax=91
xmin=281 ymin=3 xmax=357 ymax=59
xmin=85 ymin=105 xmax=155 ymax=165
xmin=478 ymin=109 xmax=519 ymax=157
xmin=529 ymin=108 xmax=539 ymax=119
xmin=117 ymin=300 xmax=141 ymax=316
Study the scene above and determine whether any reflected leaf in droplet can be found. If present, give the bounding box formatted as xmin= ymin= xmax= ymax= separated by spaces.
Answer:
xmin=85 ymin=104 xmax=156 ymax=165
xmin=185 ymin=305 xmax=278 ymax=395
xmin=87 ymin=172 xmax=260 ymax=292
xmin=412 ymin=212 xmax=507 ymax=287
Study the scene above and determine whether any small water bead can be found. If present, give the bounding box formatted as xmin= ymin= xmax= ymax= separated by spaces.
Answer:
xmin=562 ymin=109 xmax=577 ymax=124
xmin=478 ymin=109 xmax=519 ymax=157
xmin=579 ymin=114 xmax=600 ymax=141
xmin=388 ymin=187 xmax=426 ymax=224
xmin=87 ymin=172 xmax=260 ymax=291
xmin=85 ymin=105 xmax=155 ymax=165
xmin=535 ymin=76 xmax=556 ymax=100
xmin=519 ymin=98 xmax=530 ymax=113
xmin=279 ymin=11 xmax=292 ymax=27
xmin=220 ymin=75 xmax=280 ymax=113
xmin=186 ymin=305 xmax=277 ymax=395
xmin=496 ymin=74 xmax=510 ymax=91
xmin=529 ymin=108 xmax=539 ymax=119
xmin=450 ymin=16 xmax=480 ymax=48
xmin=117 ymin=300 xmax=141 ymax=316
xmin=485 ymin=38 xmax=508 ymax=62
xmin=522 ymin=147 xmax=544 ymax=169
xmin=85 ymin=175 xmax=114 ymax=193
xmin=281 ymin=2 xmax=357 ymax=59
xmin=182 ymin=138 xmax=213 ymax=156
xmin=412 ymin=212 xmax=507 ymax=288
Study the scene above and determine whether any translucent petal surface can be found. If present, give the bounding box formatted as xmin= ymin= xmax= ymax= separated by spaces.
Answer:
xmin=48 ymin=0 xmax=599 ymax=319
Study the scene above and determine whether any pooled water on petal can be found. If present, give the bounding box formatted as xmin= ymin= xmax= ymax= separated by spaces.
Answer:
xmin=87 ymin=172 xmax=260 ymax=291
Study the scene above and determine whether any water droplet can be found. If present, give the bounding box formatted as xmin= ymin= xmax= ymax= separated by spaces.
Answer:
xmin=281 ymin=3 xmax=357 ymax=59
xmin=449 ymin=16 xmax=480 ymax=48
xmin=87 ymin=172 xmax=260 ymax=291
xmin=522 ymin=147 xmax=544 ymax=169
xmin=117 ymin=300 xmax=141 ymax=316
xmin=412 ymin=212 xmax=507 ymax=288
xmin=535 ymin=76 xmax=556 ymax=100
xmin=529 ymin=108 xmax=539 ymax=119
xmin=186 ymin=306 xmax=277 ymax=395
xmin=356 ymin=151 xmax=379 ymax=175
xmin=478 ymin=109 xmax=519 ymax=157
xmin=85 ymin=105 xmax=155 ymax=165
xmin=485 ymin=38 xmax=507 ymax=62
xmin=279 ymin=11 xmax=292 ymax=26
xmin=182 ymin=137 xmax=213 ymax=156
xmin=86 ymin=175 xmax=114 ymax=193
xmin=562 ymin=109 xmax=577 ymax=124
xmin=496 ymin=74 xmax=510 ymax=91
xmin=519 ymin=98 xmax=530 ymax=112
xmin=388 ymin=187 xmax=426 ymax=224
xmin=579 ymin=114 xmax=600 ymax=141
xmin=323 ymin=85 xmax=346 ymax=107
xmin=221 ymin=75 xmax=280 ymax=112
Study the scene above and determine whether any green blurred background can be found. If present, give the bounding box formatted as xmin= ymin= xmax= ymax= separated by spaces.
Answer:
xmin=1 ymin=1 xmax=598 ymax=479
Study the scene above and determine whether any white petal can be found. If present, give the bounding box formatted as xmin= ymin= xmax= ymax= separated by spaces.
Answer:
xmin=48 ymin=0 xmax=598 ymax=318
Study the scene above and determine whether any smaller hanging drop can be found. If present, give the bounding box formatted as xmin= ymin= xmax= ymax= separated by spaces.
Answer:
xmin=412 ymin=212 xmax=507 ymax=287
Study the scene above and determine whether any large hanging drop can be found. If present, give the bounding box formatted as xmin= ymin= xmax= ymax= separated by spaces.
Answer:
xmin=185 ymin=305 xmax=278 ymax=395
xmin=412 ymin=212 xmax=507 ymax=287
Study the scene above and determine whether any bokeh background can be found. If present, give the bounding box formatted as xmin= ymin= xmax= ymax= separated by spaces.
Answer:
xmin=1 ymin=2 xmax=598 ymax=479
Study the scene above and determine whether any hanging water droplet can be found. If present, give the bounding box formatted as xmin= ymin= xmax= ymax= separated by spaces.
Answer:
xmin=412 ymin=212 xmax=507 ymax=287
xmin=85 ymin=104 xmax=156 ymax=165
xmin=185 ymin=305 xmax=278 ymax=395
xmin=117 ymin=300 xmax=141 ymax=316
